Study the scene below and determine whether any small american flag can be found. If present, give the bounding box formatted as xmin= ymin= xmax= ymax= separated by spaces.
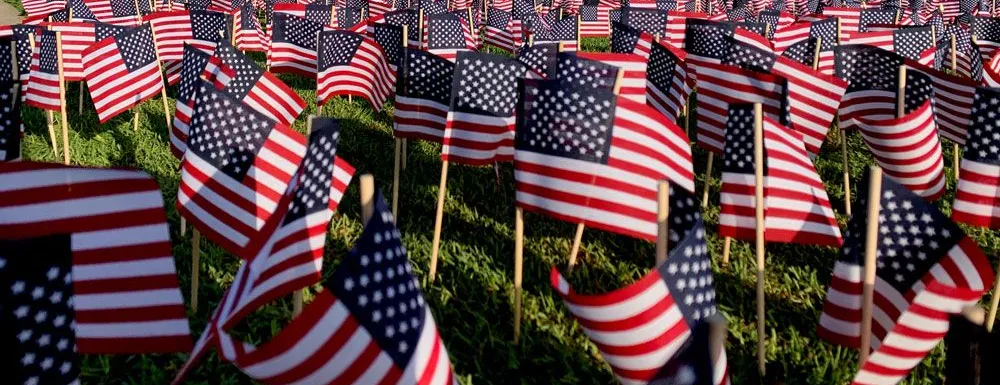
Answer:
xmin=337 ymin=6 xmax=365 ymax=29
xmin=177 ymin=81 xmax=308 ymax=259
xmin=836 ymin=45 xmax=904 ymax=131
xmin=82 ymin=24 xmax=165 ymax=123
xmin=234 ymin=1 xmax=267 ymax=51
xmin=171 ymin=119 xmax=355 ymax=385
xmin=0 ymin=82 xmax=21 ymax=161
xmin=817 ymin=171 xmax=993 ymax=385
xmin=780 ymin=36 xmax=818 ymax=67
xmin=555 ymin=51 xmax=621 ymax=93
xmin=579 ymin=5 xmax=611 ymax=37
xmin=576 ymin=52 xmax=648 ymax=102
xmin=0 ymin=162 xmax=193 ymax=358
xmin=691 ymin=60 xmax=789 ymax=154
xmin=622 ymin=6 xmax=669 ymax=35
xmin=855 ymin=72 xmax=948 ymax=200
xmin=426 ymin=13 xmax=476 ymax=61
xmin=517 ymin=41 xmax=558 ymax=78
xmin=272 ymin=3 xmax=332 ymax=23
xmin=683 ymin=17 xmax=733 ymax=82
xmin=368 ymin=22 xmax=405 ymax=70
xmin=214 ymin=41 xmax=307 ymax=127
xmin=393 ymin=48 xmax=453 ymax=143
xmin=664 ymin=10 xmax=708 ymax=49
xmin=551 ymin=217 xmax=729 ymax=385
xmin=973 ymin=15 xmax=1000 ymax=59
xmin=170 ymin=44 xmax=233 ymax=158
xmin=646 ymin=40 xmax=690 ymax=124
xmin=822 ymin=6 xmax=860 ymax=39
xmin=43 ymin=22 xmax=128 ymax=82
xmin=515 ymin=78 xmax=694 ymax=240
xmin=68 ymin=0 xmax=98 ymax=19
xmin=269 ymin=13 xmax=332 ymax=76
xmin=317 ymin=30 xmax=396 ymax=111
xmin=147 ymin=10 xmax=231 ymax=65
xmin=22 ymin=0 xmax=67 ymax=16
xmin=851 ymin=26 xmax=936 ymax=65
xmin=0 ymin=32 xmax=32 ymax=103
xmin=611 ymin=20 xmax=655 ymax=57
xmin=952 ymin=87 xmax=1000 ymax=228
xmin=909 ymin=65 xmax=978 ymax=147
xmin=442 ymin=51 xmax=525 ymax=165
xmin=485 ymin=7 xmax=516 ymax=51
xmin=773 ymin=20 xmax=811 ymax=53
xmin=86 ymin=0 xmax=152 ymax=22
xmin=24 ymin=30 xmax=62 ymax=113
xmin=383 ymin=9 xmax=421 ymax=48
xmin=718 ymin=103 xmax=842 ymax=246
xmin=533 ymin=14 xmax=579 ymax=50
xmin=859 ymin=7 xmax=899 ymax=32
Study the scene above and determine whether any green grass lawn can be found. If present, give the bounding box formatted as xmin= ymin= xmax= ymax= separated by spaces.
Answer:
xmin=12 ymin=34 xmax=1000 ymax=384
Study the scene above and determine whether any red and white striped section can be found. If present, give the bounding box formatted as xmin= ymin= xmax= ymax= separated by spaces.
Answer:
xmin=666 ymin=11 xmax=708 ymax=50
xmin=577 ymin=52 xmax=648 ymax=103
xmin=82 ymin=35 xmax=165 ymax=123
xmin=773 ymin=56 xmax=846 ymax=157
xmin=43 ymin=22 xmax=95 ymax=82
xmin=394 ymin=96 xmax=449 ymax=143
xmin=773 ymin=21 xmax=811 ymax=54
xmin=317 ymin=36 xmax=397 ymax=111
xmin=22 ymin=0 xmax=66 ymax=16
xmin=855 ymin=101 xmax=946 ymax=200
xmin=693 ymin=61 xmax=787 ymax=154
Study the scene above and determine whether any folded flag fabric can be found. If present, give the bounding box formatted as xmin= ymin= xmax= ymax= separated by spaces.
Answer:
xmin=953 ymin=87 xmax=1000 ymax=228
xmin=213 ymin=41 xmax=307 ymax=127
xmin=317 ymin=30 xmax=396 ymax=111
xmin=169 ymin=43 xmax=233 ymax=158
xmin=82 ymin=24 xmax=165 ymax=123
xmin=24 ymin=30 xmax=62 ymax=112
xmin=269 ymin=13 xmax=333 ymax=76
xmin=393 ymin=48 xmax=454 ymax=143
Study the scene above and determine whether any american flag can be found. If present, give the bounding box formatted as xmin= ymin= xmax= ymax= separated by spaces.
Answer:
xmin=534 ymin=14 xmax=580 ymax=50
xmin=0 ymin=81 xmax=21 ymax=161
xmin=550 ymin=218 xmax=728 ymax=385
xmin=24 ymin=30 xmax=62 ymax=113
xmin=973 ymin=15 xmax=1000 ymax=59
xmin=517 ymin=41 xmax=558 ymax=78
xmin=683 ymin=17 xmax=733 ymax=83
xmin=425 ymin=13 xmax=476 ymax=61
xmin=806 ymin=17 xmax=839 ymax=75
xmin=43 ymin=22 xmax=128 ymax=82
xmin=382 ymin=9 xmax=421 ymax=48
xmin=171 ymin=119 xmax=356 ymax=385
xmin=485 ymin=7 xmax=516 ymax=51
xmin=369 ymin=0 xmax=393 ymax=19
xmin=67 ymin=0 xmax=99 ymax=20
xmin=858 ymin=8 xmax=900 ymax=33
xmin=664 ymin=10 xmax=707 ymax=49
xmin=234 ymin=1 xmax=267 ymax=51
xmin=0 ymin=163 xmax=193 ymax=360
xmin=986 ymin=47 xmax=1000 ymax=85
xmin=22 ymin=0 xmax=67 ymax=16
xmin=773 ymin=20 xmax=812 ymax=53
xmin=555 ymin=51 xmax=621 ymax=94
xmin=81 ymin=24 xmax=165 ymax=123
xmin=851 ymin=26 xmax=936 ymax=65
xmin=836 ymin=45 xmax=904 ymax=131
xmin=952 ymin=87 xmax=1000 ymax=228
xmin=269 ymin=13 xmax=332 ymax=76
xmin=317 ymin=31 xmax=396 ymax=111
xmin=936 ymin=31 xmax=982 ymax=80
xmin=622 ymin=7 xmax=669 ymax=35
xmin=855 ymin=73 xmax=948 ymax=200
xmin=823 ymin=7 xmax=860 ymax=40
xmin=579 ymin=5 xmax=611 ymax=37
xmin=368 ymin=22 xmax=405 ymax=70
xmin=909 ymin=65 xmax=977 ymax=146
xmin=723 ymin=31 xmax=847 ymax=157
xmin=718 ymin=103 xmax=842 ymax=246
xmin=441 ymin=51 xmax=525 ymax=165
xmin=85 ymin=0 xmax=152 ymax=23
xmin=215 ymin=41 xmax=307 ymax=127
xmin=146 ymin=10 xmax=231 ymax=65
xmin=646 ymin=40 xmax=691 ymax=123
xmin=611 ymin=20 xmax=655 ymax=57
xmin=177 ymin=81 xmax=308 ymax=259
xmin=394 ymin=48 xmax=453 ymax=143
xmin=576 ymin=52 xmax=648 ymax=102
xmin=337 ymin=6 xmax=366 ymax=29
xmin=0 ymin=30 xmax=33 ymax=102
xmin=170 ymin=44 xmax=233 ymax=158
xmin=817 ymin=171 xmax=993 ymax=385
xmin=514 ymin=78 xmax=694 ymax=240
xmin=929 ymin=0 xmax=962 ymax=18
xmin=272 ymin=3 xmax=333 ymax=24
xmin=780 ymin=36 xmax=818 ymax=67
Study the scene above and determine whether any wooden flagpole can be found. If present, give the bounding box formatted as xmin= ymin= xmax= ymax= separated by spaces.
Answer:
xmin=655 ymin=180 xmax=669 ymax=265
xmin=986 ymin=261 xmax=1000 ymax=331
xmin=56 ymin=32 xmax=70 ymax=165
xmin=858 ymin=165 xmax=883 ymax=366
xmin=17 ymin=39 xmax=57 ymax=157
xmin=813 ymin=37 xmax=822 ymax=71
xmin=429 ymin=160 xmax=449 ymax=282
xmin=701 ymin=153 xmax=713 ymax=208
xmin=752 ymin=102 xmax=767 ymax=376
xmin=513 ymin=206 xmax=524 ymax=343
xmin=148 ymin=28 xmax=173 ymax=130
xmin=951 ymin=33 xmax=960 ymax=180
xmin=393 ymin=25 xmax=409 ymax=218
xmin=835 ymin=19 xmax=852 ymax=217
xmin=567 ymin=70 xmax=624 ymax=272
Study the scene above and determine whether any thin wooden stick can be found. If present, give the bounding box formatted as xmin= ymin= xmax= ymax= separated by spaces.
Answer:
xmin=47 ymin=111 xmax=59 ymax=157
xmin=655 ymin=180 xmax=669 ymax=265
xmin=897 ymin=66 xmax=907 ymax=117
xmin=842 ymin=126 xmax=852 ymax=216
xmin=148 ymin=28 xmax=173 ymax=130
xmin=566 ymin=223 xmax=584 ymax=272
xmin=701 ymin=153 xmax=713 ymax=208
xmin=180 ymin=216 xmax=186 ymax=236
xmin=951 ymin=34 xmax=960 ymax=180
xmin=360 ymin=173 xmax=376 ymax=225
xmin=292 ymin=291 xmax=303 ymax=317
xmin=859 ymin=166 xmax=883 ymax=365
xmin=78 ymin=82 xmax=84 ymax=115
xmin=986 ymin=261 xmax=1000 ymax=331
xmin=56 ymin=32 xmax=70 ymax=165
xmin=133 ymin=109 xmax=140 ymax=131
xmin=402 ymin=139 xmax=408 ymax=170
xmin=392 ymin=138 xmax=401 ymax=217
xmin=813 ymin=37 xmax=822 ymax=70
xmin=513 ymin=206 xmax=524 ymax=343
xmin=429 ymin=161 xmax=449 ymax=282
xmin=721 ymin=236 xmax=732 ymax=264
xmin=191 ymin=229 xmax=201 ymax=312
xmin=752 ymin=102 xmax=767 ymax=376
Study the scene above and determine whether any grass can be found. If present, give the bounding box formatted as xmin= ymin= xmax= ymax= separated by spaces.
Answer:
xmin=14 ymin=37 xmax=999 ymax=385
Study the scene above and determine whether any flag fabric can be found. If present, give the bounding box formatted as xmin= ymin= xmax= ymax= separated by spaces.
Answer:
xmin=22 ymin=0 xmax=67 ymax=16
xmin=621 ymin=7 xmax=669 ymax=36
xmin=317 ymin=30 xmax=396 ymax=111
xmin=337 ymin=6 xmax=366 ymax=29
xmin=272 ymin=3 xmax=334 ymax=24
xmin=611 ymin=21 xmax=655 ymax=57
xmin=170 ymin=119 xmax=356 ymax=385
xmin=780 ymin=36 xmax=818 ymax=67
xmin=985 ymin=50 xmax=1000 ymax=86
xmin=836 ymin=45 xmax=904 ymax=131
xmin=1 ymin=27 xmax=35 ymax=87
xmin=859 ymin=8 xmax=900 ymax=33
xmin=646 ymin=40 xmax=691 ymax=124
xmin=169 ymin=44 xmax=233 ymax=158
xmin=382 ymin=9 xmax=421 ymax=49
xmin=517 ymin=41 xmax=559 ymax=78
xmin=666 ymin=11 xmax=709 ymax=50
xmin=485 ymin=7 xmax=516 ymax=51
xmin=214 ymin=41 xmax=307 ymax=127
xmin=426 ymin=13 xmax=476 ymax=61
xmin=393 ymin=48 xmax=454 ymax=143
xmin=773 ymin=20 xmax=813 ymax=54
xmin=82 ymin=24 xmax=165 ymax=123
xmin=909 ymin=65 xmax=977 ymax=146
xmin=0 ymin=162 xmax=193 ymax=359
xmin=24 ymin=30 xmax=62 ymax=112
xmin=952 ymin=87 xmax=1000 ymax=228
xmin=368 ymin=22 xmax=405 ymax=70
xmin=441 ymin=51 xmax=525 ymax=165
xmin=850 ymin=26 xmax=936 ymax=65
xmin=854 ymin=72 xmax=948 ymax=200
xmin=146 ymin=10 xmax=231 ymax=67
xmin=579 ymin=5 xmax=611 ymax=37
xmin=39 ymin=22 xmax=112 ymax=82
xmin=683 ymin=17 xmax=734 ymax=83
xmin=807 ymin=17 xmax=840 ymax=75
xmin=973 ymin=15 xmax=1000 ymax=59
xmin=177 ymin=81 xmax=308 ymax=259
xmin=67 ymin=0 xmax=99 ymax=20
xmin=550 ymin=217 xmax=729 ymax=385
xmin=718 ymin=103 xmax=842 ymax=246
xmin=576 ymin=52 xmax=648 ymax=103
xmin=85 ymin=0 xmax=151 ymax=25
xmin=269 ymin=13 xmax=332 ymax=76
xmin=0 ymin=81 xmax=22 ymax=161
xmin=514 ymin=78 xmax=694 ymax=241
xmin=234 ymin=1 xmax=267 ymax=51
xmin=534 ymin=14 xmax=580 ymax=51
xmin=822 ymin=7 xmax=860 ymax=40
xmin=817 ymin=171 xmax=993 ymax=385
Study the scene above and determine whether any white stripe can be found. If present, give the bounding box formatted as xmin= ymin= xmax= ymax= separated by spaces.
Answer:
xmin=240 ymin=301 xmax=353 ymax=378
xmin=0 ymin=191 xmax=162 ymax=225
xmin=74 ymin=289 xmax=185 ymax=310
xmin=76 ymin=319 xmax=190 ymax=338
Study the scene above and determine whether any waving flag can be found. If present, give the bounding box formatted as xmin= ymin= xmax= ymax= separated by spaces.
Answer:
xmin=908 ymin=65 xmax=977 ymax=146
xmin=170 ymin=44 xmax=233 ymax=158
xmin=851 ymin=26 xmax=936 ymax=65
xmin=234 ymin=1 xmax=267 ymax=51
xmin=773 ymin=21 xmax=813 ymax=53
xmin=85 ymin=0 xmax=151 ymax=25
xmin=214 ymin=42 xmax=307 ymax=127
xmin=24 ymin=30 xmax=62 ymax=112
xmin=551 ymin=218 xmax=729 ymax=385
xmin=0 ymin=163 xmax=193 ymax=362
xmin=273 ymin=3 xmax=334 ymax=24
xmin=858 ymin=8 xmax=900 ymax=33
xmin=317 ymin=30 xmax=396 ymax=111
xmin=646 ymin=41 xmax=690 ymax=124
xmin=718 ymin=104 xmax=842 ymax=246
xmin=579 ymin=5 xmax=611 ymax=37
xmin=177 ymin=81 xmax=307 ymax=259
xmin=394 ymin=49 xmax=453 ymax=143
xmin=534 ymin=14 xmax=580 ymax=50
xmin=82 ymin=24 xmax=165 ymax=123
xmin=576 ymin=52 xmax=648 ymax=102
xmin=41 ymin=22 xmax=123 ymax=82
xmin=269 ymin=13 xmax=332 ymax=76
xmin=515 ymin=78 xmax=694 ymax=241
xmin=146 ymin=9 xmax=230 ymax=80
xmin=611 ymin=21 xmax=655 ymax=57
xmin=836 ymin=45 xmax=904 ymax=131
xmin=518 ymin=41 xmax=559 ymax=78
xmin=22 ymin=0 xmax=67 ymax=16
xmin=693 ymin=59 xmax=789 ymax=154
xmin=952 ymin=87 xmax=1000 ymax=228
xmin=817 ymin=172 xmax=992 ymax=385
xmin=780 ymin=36 xmax=818 ymax=67
xmin=485 ymin=7 xmax=516 ymax=51
xmin=683 ymin=18 xmax=734 ymax=82
xmin=426 ymin=12 xmax=476 ymax=61
xmin=665 ymin=10 xmax=708 ymax=49
xmin=368 ymin=22 xmax=405 ymax=70
xmin=973 ymin=15 xmax=1000 ymax=59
